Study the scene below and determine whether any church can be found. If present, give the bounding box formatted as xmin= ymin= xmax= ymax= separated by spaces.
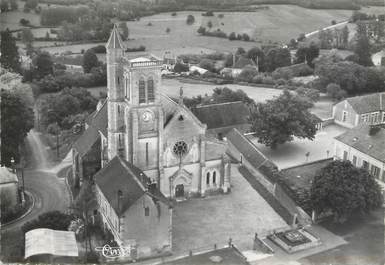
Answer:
xmin=71 ymin=25 xmax=231 ymax=259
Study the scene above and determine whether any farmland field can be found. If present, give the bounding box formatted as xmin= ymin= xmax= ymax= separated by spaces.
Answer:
xmin=117 ymin=6 xmax=353 ymax=55
xmin=38 ymin=5 xmax=354 ymax=58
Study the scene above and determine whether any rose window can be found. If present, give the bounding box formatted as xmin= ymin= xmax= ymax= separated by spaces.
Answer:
xmin=173 ymin=141 xmax=188 ymax=157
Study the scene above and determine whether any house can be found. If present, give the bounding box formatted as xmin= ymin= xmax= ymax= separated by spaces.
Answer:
xmin=332 ymin=92 xmax=385 ymax=128
xmin=189 ymin=65 xmax=208 ymax=75
xmin=162 ymin=51 xmax=176 ymax=71
xmin=94 ymin=156 xmax=172 ymax=260
xmin=193 ymin=101 xmax=251 ymax=139
xmin=220 ymin=56 xmax=257 ymax=78
xmin=0 ymin=166 xmax=20 ymax=209
xmin=334 ymin=124 xmax=385 ymax=183
xmin=72 ymin=100 xmax=107 ymax=187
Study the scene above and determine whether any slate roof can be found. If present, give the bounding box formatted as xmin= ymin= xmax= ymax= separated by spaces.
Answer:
xmin=193 ymin=101 xmax=251 ymax=130
xmin=226 ymin=128 xmax=269 ymax=169
xmin=72 ymin=100 xmax=107 ymax=157
xmin=335 ymin=124 xmax=385 ymax=162
xmin=346 ymin=92 xmax=385 ymax=114
xmin=205 ymin=138 xmax=227 ymax=161
xmin=94 ymin=156 xmax=172 ymax=215
xmin=106 ymin=24 xmax=124 ymax=50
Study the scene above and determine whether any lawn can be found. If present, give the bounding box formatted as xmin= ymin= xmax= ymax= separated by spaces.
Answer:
xmin=300 ymin=208 xmax=385 ymax=265
xmin=172 ymin=165 xmax=288 ymax=256
xmin=248 ymin=124 xmax=347 ymax=169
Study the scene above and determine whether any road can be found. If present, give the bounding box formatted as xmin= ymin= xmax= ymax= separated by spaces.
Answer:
xmin=1 ymin=129 xmax=71 ymax=231
xmin=305 ymin=20 xmax=349 ymax=38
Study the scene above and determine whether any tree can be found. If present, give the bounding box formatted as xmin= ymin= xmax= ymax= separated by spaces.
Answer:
xmin=207 ymin=21 xmax=213 ymax=29
xmin=228 ymin=32 xmax=236 ymax=40
xmin=295 ymin=42 xmax=319 ymax=67
xmin=1 ymin=90 xmax=34 ymax=166
xmin=246 ymin=47 xmax=265 ymax=71
xmin=82 ymin=49 xmax=99 ymax=73
xmin=265 ymin=47 xmax=291 ymax=72
xmin=315 ymin=60 xmax=368 ymax=95
xmin=24 ymin=0 xmax=37 ymax=9
xmin=242 ymin=33 xmax=250 ymax=41
xmin=295 ymin=87 xmax=320 ymax=102
xmin=119 ymin=22 xmax=129 ymax=41
xmin=21 ymin=28 xmax=34 ymax=46
xmin=0 ymin=0 xmax=8 ymax=12
xmin=166 ymin=27 xmax=171 ymax=33
xmin=250 ymin=90 xmax=317 ymax=148
xmin=173 ymin=62 xmax=189 ymax=73
xmin=197 ymin=26 xmax=206 ymax=35
xmin=22 ymin=211 xmax=74 ymax=233
xmin=310 ymin=160 xmax=382 ymax=223
xmin=0 ymin=30 xmax=20 ymax=73
xmin=326 ymin=83 xmax=347 ymax=100
xmin=32 ymin=51 xmax=54 ymax=79
xmin=199 ymin=59 xmax=216 ymax=72
xmin=211 ymin=87 xmax=254 ymax=106
xmin=186 ymin=14 xmax=195 ymax=25
xmin=354 ymin=27 xmax=373 ymax=66
xmin=10 ymin=0 xmax=17 ymax=10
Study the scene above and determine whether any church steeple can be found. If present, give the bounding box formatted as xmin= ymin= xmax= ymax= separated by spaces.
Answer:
xmin=106 ymin=24 xmax=124 ymax=50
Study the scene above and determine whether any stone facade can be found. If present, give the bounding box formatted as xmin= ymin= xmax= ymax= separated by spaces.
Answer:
xmin=104 ymin=25 xmax=231 ymax=199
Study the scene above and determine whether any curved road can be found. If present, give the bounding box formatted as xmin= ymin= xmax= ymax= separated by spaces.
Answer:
xmin=1 ymin=129 xmax=71 ymax=231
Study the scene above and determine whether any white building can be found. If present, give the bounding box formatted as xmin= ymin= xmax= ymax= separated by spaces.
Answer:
xmin=334 ymin=125 xmax=385 ymax=183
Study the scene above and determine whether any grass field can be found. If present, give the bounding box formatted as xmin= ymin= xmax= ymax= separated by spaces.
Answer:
xmin=35 ymin=6 xmax=354 ymax=56
xmin=117 ymin=6 xmax=353 ymax=56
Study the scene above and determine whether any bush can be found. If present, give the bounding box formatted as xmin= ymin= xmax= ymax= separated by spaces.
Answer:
xmin=174 ymin=62 xmax=189 ymax=73
xmin=186 ymin=14 xmax=195 ymax=25
xmin=242 ymin=33 xmax=250 ymax=41
xmin=237 ymin=67 xmax=258 ymax=82
xmin=90 ymin=45 xmax=106 ymax=53
xmin=228 ymin=32 xmax=236 ymax=41
xmin=252 ymin=74 xmax=264 ymax=84
xmin=296 ymin=87 xmax=320 ymax=102
xmin=202 ymin=11 xmax=214 ymax=16
xmin=125 ymin=45 xmax=146 ymax=52
xmin=166 ymin=27 xmax=171 ymax=33
xmin=326 ymin=83 xmax=347 ymax=100
xmin=22 ymin=211 xmax=75 ymax=233
xmin=197 ymin=26 xmax=206 ymax=35
xmin=171 ymin=12 xmax=177 ymax=16
xmin=199 ymin=59 xmax=216 ymax=73
xmin=275 ymin=78 xmax=286 ymax=86
xmin=262 ymin=76 xmax=274 ymax=85
xmin=19 ymin=18 xmax=30 ymax=26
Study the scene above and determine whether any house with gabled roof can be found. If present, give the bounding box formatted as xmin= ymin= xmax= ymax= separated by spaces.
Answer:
xmin=332 ymin=92 xmax=385 ymax=128
xmin=334 ymin=124 xmax=385 ymax=184
xmin=94 ymin=156 xmax=173 ymax=260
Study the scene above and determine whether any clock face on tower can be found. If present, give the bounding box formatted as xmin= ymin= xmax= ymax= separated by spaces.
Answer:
xmin=142 ymin=111 xmax=153 ymax=122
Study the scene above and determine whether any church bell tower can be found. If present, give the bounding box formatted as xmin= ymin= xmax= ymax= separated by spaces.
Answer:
xmin=106 ymin=24 xmax=125 ymax=161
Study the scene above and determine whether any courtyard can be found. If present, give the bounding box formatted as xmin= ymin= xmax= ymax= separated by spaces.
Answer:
xmin=171 ymin=165 xmax=289 ymax=256
xmin=248 ymin=124 xmax=347 ymax=170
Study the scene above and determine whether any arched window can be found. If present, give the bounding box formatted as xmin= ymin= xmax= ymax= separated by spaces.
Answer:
xmin=139 ymin=77 xmax=146 ymax=104
xmin=147 ymin=77 xmax=155 ymax=102
xmin=213 ymin=171 xmax=216 ymax=184
xmin=206 ymin=172 xmax=210 ymax=185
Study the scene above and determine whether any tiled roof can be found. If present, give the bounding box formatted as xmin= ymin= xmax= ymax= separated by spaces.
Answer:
xmin=193 ymin=101 xmax=250 ymax=130
xmin=226 ymin=128 xmax=269 ymax=169
xmin=72 ymin=126 xmax=100 ymax=157
xmin=94 ymin=156 xmax=172 ymax=215
xmin=335 ymin=124 xmax=385 ymax=162
xmin=73 ymin=100 xmax=107 ymax=157
xmin=106 ymin=24 xmax=124 ymax=50
xmin=346 ymin=92 xmax=385 ymax=114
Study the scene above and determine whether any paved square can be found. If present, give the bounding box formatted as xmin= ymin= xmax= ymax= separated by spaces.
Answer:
xmin=172 ymin=165 xmax=288 ymax=255
xmin=248 ymin=125 xmax=347 ymax=170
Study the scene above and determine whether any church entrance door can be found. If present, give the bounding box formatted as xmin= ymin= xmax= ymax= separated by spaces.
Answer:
xmin=175 ymin=184 xmax=184 ymax=198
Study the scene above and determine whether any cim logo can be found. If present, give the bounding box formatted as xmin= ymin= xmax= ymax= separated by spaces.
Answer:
xmin=95 ymin=244 xmax=133 ymax=258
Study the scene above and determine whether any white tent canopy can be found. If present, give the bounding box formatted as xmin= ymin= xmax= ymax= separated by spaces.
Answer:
xmin=25 ymin=228 xmax=78 ymax=259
